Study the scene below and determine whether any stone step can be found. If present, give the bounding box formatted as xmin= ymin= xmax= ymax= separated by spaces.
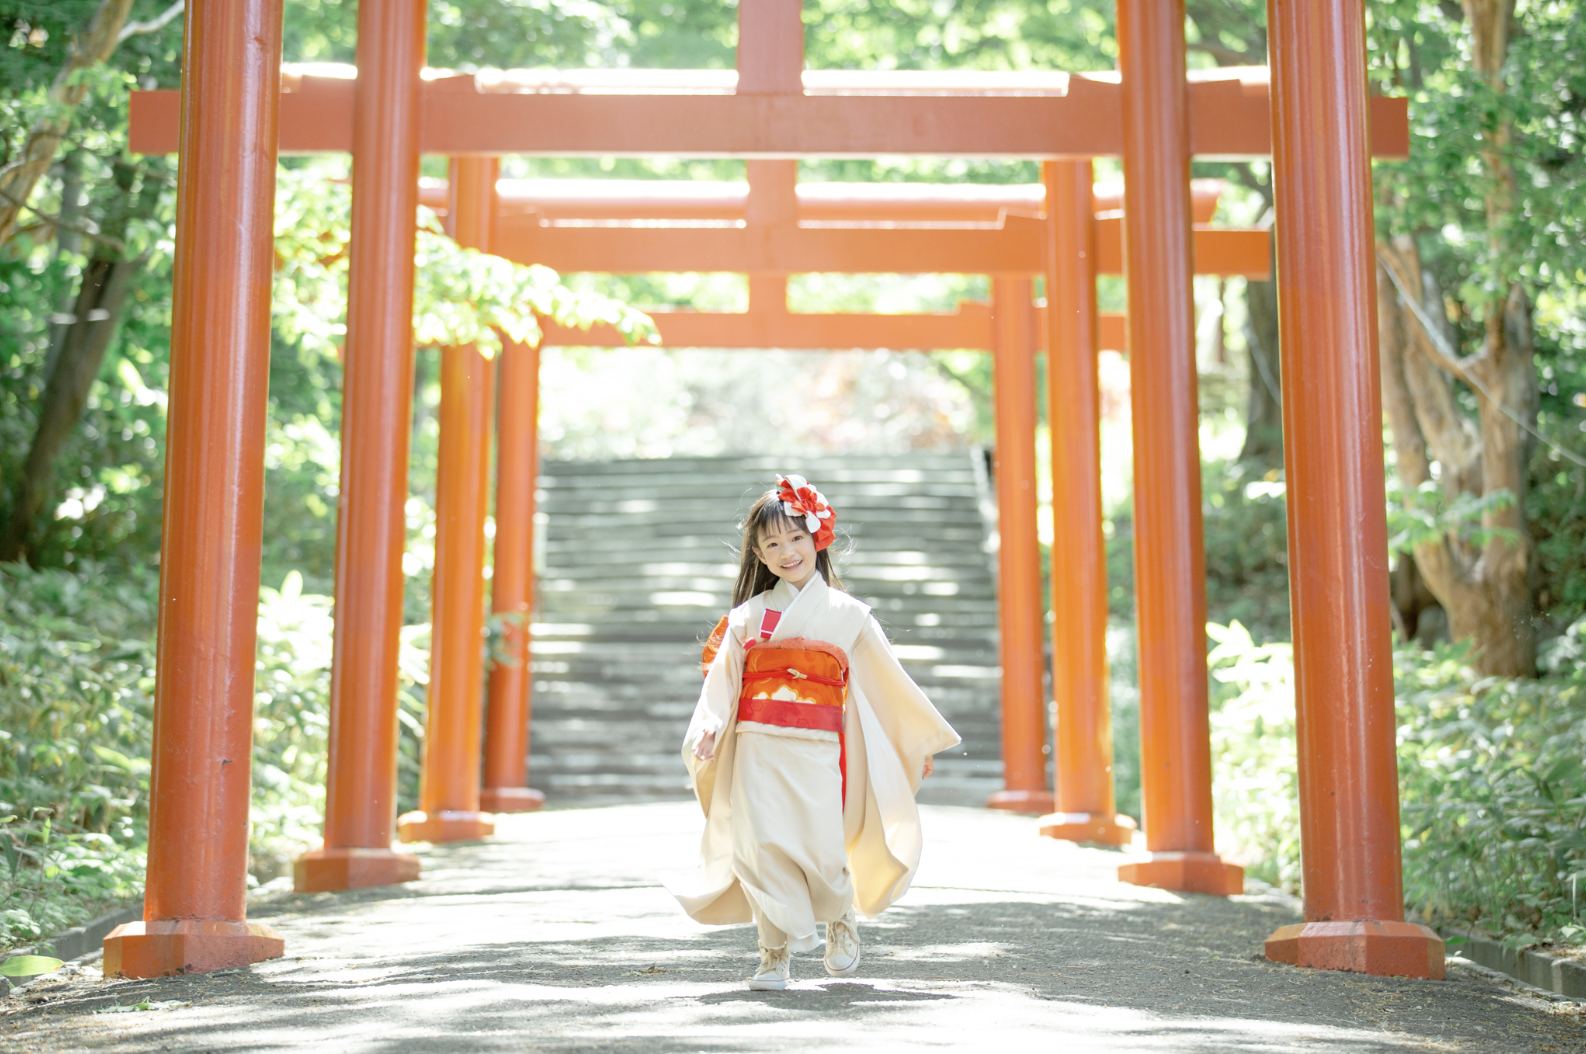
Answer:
xmin=526 ymin=451 xmax=1003 ymax=807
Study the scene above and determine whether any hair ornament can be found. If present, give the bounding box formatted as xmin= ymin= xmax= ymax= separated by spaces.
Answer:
xmin=774 ymin=474 xmax=837 ymax=551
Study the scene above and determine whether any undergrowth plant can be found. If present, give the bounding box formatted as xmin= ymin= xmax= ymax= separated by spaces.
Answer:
xmin=0 ymin=563 xmax=435 ymax=951
xmin=1206 ymin=614 xmax=1586 ymax=948
xmin=1398 ymin=621 xmax=1586 ymax=947
xmin=1206 ymin=620 xmax=1300 ymax=892
xmin=0 ymin=563 xmax=152 ymax=952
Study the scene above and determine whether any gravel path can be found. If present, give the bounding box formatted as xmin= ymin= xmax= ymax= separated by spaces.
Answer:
xmin=4 ymin=803 xmax=1584 ymax=1053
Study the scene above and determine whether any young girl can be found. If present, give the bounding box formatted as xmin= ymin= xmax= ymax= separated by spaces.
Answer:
xmin=670 ymin=475 xmax=960 ymax=990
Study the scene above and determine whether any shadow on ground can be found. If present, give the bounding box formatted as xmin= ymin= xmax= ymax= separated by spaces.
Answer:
xmin=5 ymin=804 xmax=1584 ymax=1053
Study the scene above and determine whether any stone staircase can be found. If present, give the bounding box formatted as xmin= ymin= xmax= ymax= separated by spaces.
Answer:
xmin=526 ymin=453 xmax=1005 ymax=806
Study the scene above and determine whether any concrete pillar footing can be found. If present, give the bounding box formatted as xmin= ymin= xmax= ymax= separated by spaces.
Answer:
xmin=103 ymin=920 xmax=285 ymax=978
xmin=1266 ymin=920 xmax=1445 ymax=980
xmin=294 ymin=846 xmax=422 ymax=892
xmin=480 ymin=787 xmax=546 ymax=813
xmin=1038 ymin=811 xmax=1137 ymax=846
xmin=1118 ymin=851 xmax=1243 ymax=896
xmin=985 ymin=789 xmax=1056 ymax=814
xmin=397 ymin=810 xmax=496 ymax=844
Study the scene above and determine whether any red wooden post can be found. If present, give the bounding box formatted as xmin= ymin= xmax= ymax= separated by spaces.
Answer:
xmin=1038 ymin=161 xmax=1135 ymax=846
xmin=1262 ymin=0 xmax=1443 ymax=978
xmin=400 ymin=157 xmax=499 ymax=842
xmin=1113 ymin=0 xmax=1241 ymax=895
xmin=479 ymin=153 xmax=546 ymax=813
xmin=736 ymin=0 xmax=804 ymax=95
xmin=987 ymin=277 xmax=1054 ymax=813
xmin=295 ymin=0 xmax=426 ymax=891
xmin=481 ymin=332 xmax=546 ymax=812
xmin=102 ymin=0 xmax=287 ymax=977
xmin=397 ymin=348 xmax=496 ymax=841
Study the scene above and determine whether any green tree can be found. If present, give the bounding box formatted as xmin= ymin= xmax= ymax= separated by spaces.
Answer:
xmin=1372 ymin=0 xmax=1586 ymax=675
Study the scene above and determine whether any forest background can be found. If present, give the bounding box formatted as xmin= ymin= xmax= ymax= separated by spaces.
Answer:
xmin=2 ymin=0 xmax=1585 ymax=958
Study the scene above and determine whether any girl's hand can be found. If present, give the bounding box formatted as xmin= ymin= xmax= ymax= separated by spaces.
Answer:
xmin=922 ymin=755 xmax=935 ymax=779
xmin=693 ymin=730 xmax=717 ymax=762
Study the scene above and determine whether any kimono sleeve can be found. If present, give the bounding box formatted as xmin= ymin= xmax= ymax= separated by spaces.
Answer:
xmin=850 ymin=616 xmax=961 ymax=785
xmin=684 ymin=608 xmax=747 ymax=750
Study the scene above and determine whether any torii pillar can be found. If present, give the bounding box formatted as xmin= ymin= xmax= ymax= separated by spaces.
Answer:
xmin=481 ymin=154 xmax=545 ymax=815
xmin=103 ymin=0 xmax=286 ymax=976
xmin=295 ymin=0 xmax=425 ymax=891
xmin=987 ymin=277 xmax=1054 ymax=814
xmin=480 ymin=321 xmax=547 ymax=814
xmin=1114 ymin=0 xmax=1241 ymax=895
xmin=399 ymin=157 xmax=498 ymax=843
xmin=1262 ymin=0 xmax=1443 ymax=978
xmin=1038 ymin=160 xmax=1134 ymax=846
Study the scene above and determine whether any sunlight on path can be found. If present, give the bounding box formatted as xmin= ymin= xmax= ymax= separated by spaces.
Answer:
xmin=4 ymin=804 xmax=1582 ymax=1053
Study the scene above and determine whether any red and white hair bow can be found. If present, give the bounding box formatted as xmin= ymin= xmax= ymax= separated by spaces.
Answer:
xmin=775 ymin=474 xmax=837 ymax=551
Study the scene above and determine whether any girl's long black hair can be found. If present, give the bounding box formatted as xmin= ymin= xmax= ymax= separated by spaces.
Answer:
xmin=730 ymin=488 xmax=846 ymax=607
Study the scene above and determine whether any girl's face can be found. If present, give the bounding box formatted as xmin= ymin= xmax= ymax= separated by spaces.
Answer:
xmin=755 ymin=519 xmax=819 ymax=589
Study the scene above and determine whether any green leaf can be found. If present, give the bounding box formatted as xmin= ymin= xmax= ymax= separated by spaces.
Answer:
xmin=0 ymin=955 xmax=64 ymax=977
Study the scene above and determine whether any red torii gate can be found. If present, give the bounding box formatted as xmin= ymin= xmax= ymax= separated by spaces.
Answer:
xmin=392 ymin=156 xmax=1266 ymax=849
xmin=106 ymin=0 xmax=1442 ymax=983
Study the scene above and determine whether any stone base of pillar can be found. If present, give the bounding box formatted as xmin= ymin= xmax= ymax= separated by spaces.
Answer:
xmin=294 ymin=846 xmax=422 ymax=892
xmin=1266 ymin=920 xmax=1445 ymax=979
xmin=103 ymin=920 xmax=285 ymax=978
xmin=480 ymin=787 xmax=546 ymax=813
xmin=1118 ymin=851 xmax=1243 ymax=896
xmin=1037 ymin=811 xmax=1137 ymax=846
xmin=397 ymin=809 xmax=496 ymax=844
xmin=985 ymin=789 xmax=1056 ymax=813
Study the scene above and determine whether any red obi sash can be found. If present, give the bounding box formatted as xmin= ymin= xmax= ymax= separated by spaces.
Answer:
xmin=696 ymin=613 xmax=853 ymax=800
xmin=737 ymin=636 xmax=851 ymax=801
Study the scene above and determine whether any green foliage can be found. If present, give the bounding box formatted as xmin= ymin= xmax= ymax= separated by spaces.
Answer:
xmin=1398 ymin=627 xmax=1586 ymax=946
xmin=248 ymin=572 xmax=332 ymax=869
xmin=0 ymin=561 xmax=419 ymax=947
xmin=1388 ymin=481 xmax=1522 ymax=554
xmin=0 ymin=954 xmax=63 ymax=977
xmin=1206 ymin=620 xmax=1300 ymax=891
xmin=1529 ymin=318 xmax=1586 ymax=626
xmin=806 ymin=0 xmax=1115 ymax=72
xmin=1107 ymin=457 xmax=1292 ymax=641
xmin=1204 ymin=614 xmax=1586 ymax=947
xmin=0 ymin=3 xmax=105 ymax=94
xmin=0 ymin=562 xmax=152 ymax=952
xmin=1370 ymin=2 xmax=1586 ymax=302
xmin=272 ymin=167 xmax=656 ymax=362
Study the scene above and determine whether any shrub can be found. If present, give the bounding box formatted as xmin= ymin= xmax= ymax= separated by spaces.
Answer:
xmin=1398 ymin=623 xmax=1586 ymax=947
xmin=0 ymin=563 xmax=402 ymax=949
xmin=1204 ymin=614 xmax=1586 ymax=947
xmin=0 ymin=563 xmax=154 ymax=951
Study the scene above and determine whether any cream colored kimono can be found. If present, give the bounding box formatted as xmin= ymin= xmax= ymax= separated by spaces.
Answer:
xmin=669 ymin=574 xmax=961 ymax=952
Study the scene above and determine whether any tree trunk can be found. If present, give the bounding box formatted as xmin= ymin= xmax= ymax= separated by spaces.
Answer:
xmin=1238 ymin=267 xmax=1283 ymax=467
xmin=1370 ymin=1 xmax=1538 ymax=676
xmin=1376 ymin=237 xmax=1536 ymax=676
xmin=0 ymin=256 xmax=139 ymax=563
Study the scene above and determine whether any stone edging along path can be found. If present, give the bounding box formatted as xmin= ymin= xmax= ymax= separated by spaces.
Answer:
xmin=8 ymin=901 xmax=143 ymax=965
xmin=1442 ymin=926 xmax=1586 ymax=1000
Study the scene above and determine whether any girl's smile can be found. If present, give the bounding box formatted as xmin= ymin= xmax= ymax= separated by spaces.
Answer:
xmin=755 ymin=521 xmax=819 ymax=589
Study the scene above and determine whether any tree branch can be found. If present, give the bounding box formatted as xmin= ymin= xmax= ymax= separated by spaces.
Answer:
xmin=117 ymin=0 xmax=183 ymax=44
xmin=0 ymin=0 xmax=139 ymax=245
xmin=0 ymin=187 xmax=127 ymax=255
xmin=1376 ymin=241 xmax=1484 ymax=381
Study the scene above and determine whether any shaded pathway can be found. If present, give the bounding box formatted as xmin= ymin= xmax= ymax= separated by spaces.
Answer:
xmin=5 ymin=805 xmax=1583 ymax=1053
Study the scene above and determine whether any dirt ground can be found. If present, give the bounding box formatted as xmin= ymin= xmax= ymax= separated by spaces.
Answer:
xmin=4 ymin=803 xmax=1584 ymax=1053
